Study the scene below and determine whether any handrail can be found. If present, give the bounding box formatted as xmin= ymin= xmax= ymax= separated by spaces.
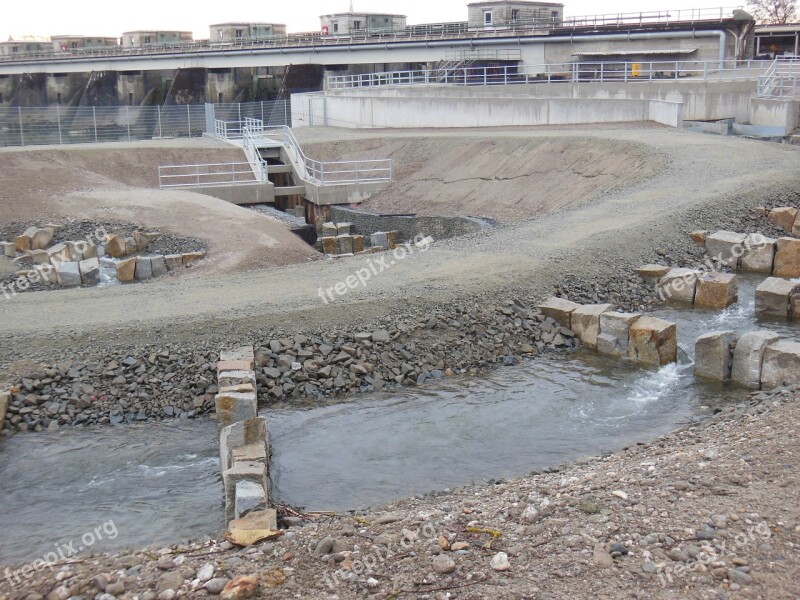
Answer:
xmin=757 ymin=57 xmax=800 ymax=98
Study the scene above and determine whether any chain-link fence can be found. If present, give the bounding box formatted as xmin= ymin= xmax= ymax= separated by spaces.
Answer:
xmin=0 ymin=100 xmax=291 ymax=147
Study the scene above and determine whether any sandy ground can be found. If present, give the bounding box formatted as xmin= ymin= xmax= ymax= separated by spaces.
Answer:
xmin=0 ymin=138 xmax=320 ymax=275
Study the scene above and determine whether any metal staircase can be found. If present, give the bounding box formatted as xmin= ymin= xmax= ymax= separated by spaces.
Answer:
xmin=757 ymin=57 xmax=800 ymax=99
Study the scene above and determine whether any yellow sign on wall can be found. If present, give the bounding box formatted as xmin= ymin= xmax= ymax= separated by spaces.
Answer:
xmin=631 ymin=63 xmax=641 ymax=77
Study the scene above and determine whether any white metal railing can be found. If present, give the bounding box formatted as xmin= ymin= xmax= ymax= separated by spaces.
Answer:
xmin=757 ymin=57 xmax=800 ymax=98
xmin=0 ymin=7 xmax=746 ymax=64
xmin=327 ymin=59 xmax=774 ymax=89
xmin=158 ymin=162 xmax=263 ymax=189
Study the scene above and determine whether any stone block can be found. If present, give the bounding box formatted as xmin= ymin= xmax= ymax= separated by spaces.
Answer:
xmin=538 ymin=297 xmax=581 ymax=329
xmin=767 ymin=207 xmax=797 ymax=233
xmin=116 ymin=257 xmax=137 ymax=283
xmin=1 ymin=241 xmax=15 ymax=257
xmin=370 ymin=232 xmax=389 ymax=249
xmin=741 ymin=234 xmax=776 ymax=273
xmin=0 ymin=391 xmax=9 ymax=431
xmin=218 ymin=358 xmax=256 ymax=373
xmin=225 ymin=510 xmax=280 ymax=546
xmin=164 ymin=254 xmax=183 ymax=271
xmin=761 ymin=341 xmax=800 ymax=389
xmin=694 ymin=330 xmax=736 ymax=381
xmin=597 ymin=312 xmax=640 ymax=357
xmin=79 ymin=257 xmax=100 ymax=286
xmin=792 ymin=292 xmax=800 ymax=320
xmin=29 ymin=249 xmax=50 ymax=265
xmin=694 ymin=272 xmax=738 ymax=309
xmin=755 ymin=277 xmax=798 ymax=318
xmin=14 ymin=227 xmax=37 ymax=252
xmin=235 ymin=481 xmax=267 ymax=519
xmin=80 ymin=242 xmax=98 ymax=260
xmin=46 ymin=243 xmax=70 ymax=264
xmin=35 ymin=264 xmax=57 ymax=284
xmin=352 ymin=235 xmax=365 ymax=254
xmin=336 ymin=222 xmax=353 ymax=235
xmin=150 ymin=255 xmax=168 ymax=278
xmin=773 ymin=237 xmax=800 ymax=278
xmin=107 ymin=235 xmax=128 ymax=258
xmin=731 ymin=331 xmax=780 ymax=389
xmin=321 ymin=237 xmax=338 ymax=255
xmin=219 ymin=371 xmax=257 ymax=390
xmin=689 ymin=230 xmax=708 ymax=246
xmin=134 ymin=257 xmax=152 ymax=281
xmin=322 ymin=222 xmax=338 ymax=237
xmin=628 ymin=317 xmax=678 ymax=367
xmin=658 ymin=268 xmax=700 ymax=304
xmin=219 ymin=417 xmax=267 ymax=474
xmin=386 ymin=231 xmax=399 ymax=249
xmin=182 ymin=251 xmax=206 ymax=265
xmin=232 ymin=443 xmax=268 ymax=466
xmin=30 ymin=229 xmax=54 ymax=251
xmin=634 ymin=264 xmax=670 ymax=280
xmin=215 ymin=391 xmax=257 ymax=428
xmin=794 ymin=216 xmax=800 ymax=238
xmin=55 ymin=261 xmax=81 ymax=287
xmin=571 ymin=304 xmax=613 ymax=350
xmin=124 ymin=237 xmax=137 ymax=256
xmin=65 ymin=241 xmax=85 ymax=261
xmin=337 ymin=235 xmax=354 ymax=255
xmin=223 ymin=461 xmax=267 ymax=523
xmin=133 ymin=231 xmax=160 ymax=252
xmin=221 ymin=346 xmax=255 ymax=363
xmin=706 ymin=231 xmax=747 ymax=268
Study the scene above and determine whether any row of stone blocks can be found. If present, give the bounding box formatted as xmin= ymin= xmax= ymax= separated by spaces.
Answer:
xmin=115 ymin=252 xmax=205 ymax=282
xmin=538 ymin=298 xmax=678 ymax=366
xmin=215 ymin=346 xmax=277 ymax=535
xmin=321 ymin=222 xmax=353 ymax=237
xmin=320 ymin=234 xmax=366 ymax=256
xmin=766 ymin=206 xmax=800 ymax=237
xmin=693 ymin=230 xmax=800 ymax=278
xmin=636 ymin=265 xmax=738 ymax=308
xmin=695 ymin=330 xmax=800 ymax=389
xmin=756 ymin=278 xmax=800 ymax=319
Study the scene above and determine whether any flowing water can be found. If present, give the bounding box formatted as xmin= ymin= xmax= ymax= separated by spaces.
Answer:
xmin=0 ymin=274 xmax=796 ymax=564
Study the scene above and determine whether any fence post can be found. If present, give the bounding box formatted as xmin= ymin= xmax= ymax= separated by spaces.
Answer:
xmin=157 ymin=105 xmax=163 ymax=138
xmin=187 ymin=104 xmax=191 ymax=137
xmin=56 ymin=104 xmax=63 ymax=145
xmin=126 ymin=105 xmax=131 ymax=141
xmin=93 ymin=106 xmax=98 ymax=142
xmin=18 ymin=106 xmax=24 ymax=146
xmin=284 ymin=99 xmax=289 ymax=126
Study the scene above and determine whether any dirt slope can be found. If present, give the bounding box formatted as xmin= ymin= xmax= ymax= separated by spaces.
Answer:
xmin=306 ymin=136 xmax=666 ymax=222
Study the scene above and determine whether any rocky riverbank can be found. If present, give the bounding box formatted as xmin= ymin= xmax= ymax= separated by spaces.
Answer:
xmin=2 ymin=384 xmax=797 ymax=599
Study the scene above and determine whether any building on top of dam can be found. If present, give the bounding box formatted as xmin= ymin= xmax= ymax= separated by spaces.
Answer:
xmin=0 ymin=38 xmax=49 ymax=57
xmin=209 ymin=23 xmax=288 ymax=42
xmin=467 ymin=1 xmax=564 ymax=28
xmin=319 ymin=11 xmax=407 ymax=35
xmin=121 ymin=31 xmax=194 ymax=48
xmin=51 ymin=36 xmax=119 ymax=52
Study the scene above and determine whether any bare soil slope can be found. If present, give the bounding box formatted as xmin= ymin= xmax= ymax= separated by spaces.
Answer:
xmin=0 ymin=139 xmax=320 ymax=272
xmin=306 ymin=136 xmax=666 ymax=222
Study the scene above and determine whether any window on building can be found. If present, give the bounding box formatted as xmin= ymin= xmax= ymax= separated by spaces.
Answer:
xmin=217 ymin=29 xmax=223 ymax=41
xmin=71 ymin=41 xmax=78 ymax=49
xmin=11 ymin=46 xmax=18 ymax=53
xmin=235 ymin=29 xmax=243 ymax=39
xmin=332 ymin=22 xmax=339 ymax=33
xmin=512 ymin=9 xmax=520 ymax=22
xmin=551 ymin=11 xmax=559 ymax=21
xmin=353 ymin=21 xmax=362 ymax=30
xmin=484 ymin=10 xmax=493 ymax=25
xmin=144 ymin=36 xmax=151 ymax=45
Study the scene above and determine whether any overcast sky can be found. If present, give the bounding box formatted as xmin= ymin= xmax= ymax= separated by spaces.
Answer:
xmin=5 ymin=1 xmax=741 ymax=40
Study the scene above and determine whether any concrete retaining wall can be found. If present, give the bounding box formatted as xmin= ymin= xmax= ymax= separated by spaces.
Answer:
xmin=750 ymin=99 xmax=800 ymax=135
xmin=329 ymin=206 xmax=485 ymax=241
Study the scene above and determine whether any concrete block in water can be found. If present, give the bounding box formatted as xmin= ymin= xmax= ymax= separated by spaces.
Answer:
xmin=741 ymin=234 xmax=776 ymax=273
xmin=694 ymin=272 xmax=738 ymax=309
xmin=705 ymin=231 xmax=747 ymax=268
xmin=571 ymin=304 xmax=613 ymax=350
xmin=761 ymin=340 xmax=800 ymax=389
xmin=223 ymin=461 xmax=267 ymax=522
xmin=767 ymin=207 xmax=797 ymax=233
xmin=219 ymin=417 xmax=267 ymax=474
xmin=694 ymin=330 xmax=736 ymax=381
xmin=79 ymin=257 xmax=100 ymax=286
xmin=538 ymin=297 xmax=581 ymax=329
xmin=597 ymin=312 xmax=640 ymax=357
xmin=55 ymin=261 xmax=81 ymax=287
xmin=755 ymin=277 xmax=798 ymax=318
xmin=134 ymin=257 xmax=152 ymax=281
xmin=628 ymin=316 xmax=677 ymax=367
xmin=731 ymin=330 xmax=780 ymax=389
xmin=235 ymin=481 xmax=267 ymax=519
xmin=658 ymin=268 xmax=699 ymax=304
xmin=150 ymin=255 xmax=168 ymax=278
xmin=773 ymin=237 xmax=800 ymax=278
xmin=215 ymin=391 xmax=257 ymax=429
xmin=337 ymin=235 xmax=354 ymax=255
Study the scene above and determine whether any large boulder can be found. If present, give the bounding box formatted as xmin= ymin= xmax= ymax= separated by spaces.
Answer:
xmin=30 ymin=228 xmax=54 ymax=251
xmin=767 ymin=206 xmax=797 ymax=233
xmin=597 ymin=312 xmax=640 ymax=357
xmin=741 ymin=234 xmax=776 ymax=273
xmin=731 ymin=330 xmax=780 ymax=389
xmin=628 ymin=317 xmax=678 ymax=366
xmin=14 ymin=227 xmax=37 ymax=252
xmin=694 ymin=272 xmax=738 ymax=309
xmin=773 ymin=237 xmax=800 ymax=278
xmin=106 ymin=235 xmax=128 ymax=258
xmin=694 ymin=330 xmax=736 ymax=381
xmin=755 ymin=277 xmax=798 ymax=317
xmin=116 ymin=257 xmax=136 ymax=282
xmin=55 ymin=261 xmax=82 ymax=287
xmin=134 ymin=257 xmax=152 ymax=280
xmin=761 ymin=341 xmax=800 ymax=389
xmin=538 ymin=297 xmax=581 ymax=329
xmin=705 ymin=231 xmax=747 ymax=268
xmin=571 ymin=304 xmax=613 ymax=350
xmin=658 ymin=268 xmax=699 ymax=303
xmin=79 ymin=257 xmax=100 ymax=286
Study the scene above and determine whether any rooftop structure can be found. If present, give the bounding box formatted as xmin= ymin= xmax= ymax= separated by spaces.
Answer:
xmin=51 ymin=35 xmax=119 ymax=53
xmin=121 ymin=31 xmax=193 ymax=48
xmin=319 ymin=12 xmax=407 ymax=35
xmin=209 ymin=23 xmax=288 ymax=42
xmin=467 ymin=1 xmax=564 ymax=28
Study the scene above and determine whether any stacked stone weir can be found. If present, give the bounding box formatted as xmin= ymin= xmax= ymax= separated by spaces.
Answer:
xmin=215 ymin=346 xmax=277 ymax=530
xmin=318 ymin=221 xmax=395 ymax=257
xmin=691 ymin=229 xmax=800 ymax=280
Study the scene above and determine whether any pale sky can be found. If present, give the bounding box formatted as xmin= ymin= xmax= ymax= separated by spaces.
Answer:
xmin=5 ymin=1 xmax=742 ymax=40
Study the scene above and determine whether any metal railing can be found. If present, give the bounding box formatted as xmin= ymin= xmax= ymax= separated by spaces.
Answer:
xmin=0 ymin=6 xmax=745 ymax=64
xmin=757 ymin=57 xmax=800 ymax=98
xmin=158 ymin=162 xmax=262 ymax=189
xmin=327 ymin=60 xmax=774 ymax=89
xmin=0 ymin=100 xmax=290 ymax=148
